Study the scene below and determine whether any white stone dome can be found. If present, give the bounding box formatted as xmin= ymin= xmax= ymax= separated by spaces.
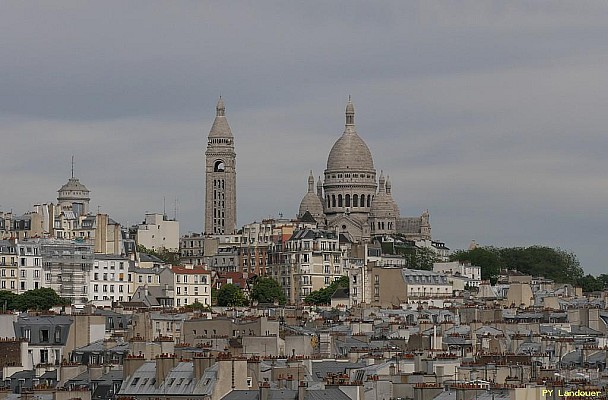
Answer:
xmin=326 ymin=100 xmax=374 ymax=172
xmin=327 ymin=131 xmax=375 ymax=171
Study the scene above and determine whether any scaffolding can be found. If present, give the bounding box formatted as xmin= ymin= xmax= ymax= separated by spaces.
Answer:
xmin=39 ymin=239 xmax=92 ymax=305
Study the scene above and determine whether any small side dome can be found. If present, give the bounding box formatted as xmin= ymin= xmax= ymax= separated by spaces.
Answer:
xmin=298 ymin=173 xmax=324 ymax=220
xmin=370 ymin=173 xmax=399 ymax=217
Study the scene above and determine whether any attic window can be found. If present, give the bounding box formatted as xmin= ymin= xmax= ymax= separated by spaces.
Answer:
xmin=40 ymin=329 xmax=49 ymax=342
xmin=54 ymin=327 xmax=62 ymax=343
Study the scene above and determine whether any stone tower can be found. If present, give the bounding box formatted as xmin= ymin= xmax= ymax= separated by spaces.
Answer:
xmin=57 ymin=160 xmax=90 ymax=217
xmin=205 ymin=97 xmax=237 ymax=234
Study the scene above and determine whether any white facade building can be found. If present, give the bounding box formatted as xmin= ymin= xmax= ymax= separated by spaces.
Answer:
xmin=136 ymin=213 xmax=179 ymax=252
xmin=433 ymin=261 xmax=481 ymax=287
xmin=16 ymin=241 xmax=43 ymax=293
xmin=90 ymin=254 xmax=131 ymax=305
xmin=163 ymin=266 xmax=211 ymax=307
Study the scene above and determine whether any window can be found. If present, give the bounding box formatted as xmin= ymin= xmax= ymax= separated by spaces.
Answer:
xmin=94 ymin=284 xmax=99 ymax=292
xmin=40 ymin=349 xmax=49 ymax=364
xmin=20 ymin=270 xmax=26 ymax=278
xmin=54 ymin=327 xmax=62 ymax=343
xmin=40 ymin=329 xmax=49 ymax=342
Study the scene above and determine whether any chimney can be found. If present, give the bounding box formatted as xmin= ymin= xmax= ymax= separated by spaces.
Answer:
xmin=155 ymin=353 xmax=177 ymax=387
xmin=123 ymin=355 xmax=146 ymax=380
xmin=88 ymin=364 xmax=103 ymax=381
xmin=298 ymin=381 xmax=307 ymax=400
xmin=193 ymin=352 xmax=214 ymax=381
xmin=259 ymin=382 xmax=270 ymax=400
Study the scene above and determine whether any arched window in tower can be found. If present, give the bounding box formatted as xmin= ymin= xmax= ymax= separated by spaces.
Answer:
xmin=338 ymin=194 xmax=343 ymax=207
xmin=345 ymin=194 xmax=351 ymax=208
xmin=360 ymin=194 xmax=365 ymax=207
xmin=367 ymin=195 xmax=371 ymax=208
xmin=353 ymin=194 xmax=358 ymax=207
xmin=326 ymin=196 xmax=330 ymax=208
xmin=331 ymin=195 xmax=336 ymax=208
xmin=214 ymin=160 xmax=225 ymax=172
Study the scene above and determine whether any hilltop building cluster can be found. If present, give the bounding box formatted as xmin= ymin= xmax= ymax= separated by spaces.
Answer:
xmin=0 ymin=99 xmax=606 ymax=399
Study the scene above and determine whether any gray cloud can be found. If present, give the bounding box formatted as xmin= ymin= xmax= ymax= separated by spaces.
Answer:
xmin=1 ymin=2 xmax=608 ymax=274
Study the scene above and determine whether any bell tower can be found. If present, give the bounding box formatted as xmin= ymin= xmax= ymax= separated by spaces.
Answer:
xmin=205 ymin=97 xmax=237 ymax=234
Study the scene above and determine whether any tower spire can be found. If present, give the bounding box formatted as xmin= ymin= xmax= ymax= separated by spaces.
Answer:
xmin=307 ymin=170 xmax=314 ymax=193
xmin=216 ymin=96 xmax=225 ymax=117
xmin=345 ymin=97 xmax=355 ymax=126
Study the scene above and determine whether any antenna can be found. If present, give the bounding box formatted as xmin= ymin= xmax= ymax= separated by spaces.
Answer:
xmin=163 ymin=197 xmax=166 ymax=216
xmin=174 ymin=197 xmax=178 ymax=221
xmin=71 ymin=155 xmax=74 ymax=178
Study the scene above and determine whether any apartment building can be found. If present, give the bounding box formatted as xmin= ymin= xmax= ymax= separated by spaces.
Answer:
xmin=16 ymin=240 xmax=43 ymax=293
xmin=90 ymin=254 xmax=131 ymax=305
xmin=284 ymin=228 xmax=344 ymax=304
xmin=164 ymin=265 xmax=211 ymax=307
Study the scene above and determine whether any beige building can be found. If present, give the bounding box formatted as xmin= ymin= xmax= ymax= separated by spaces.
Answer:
xmin=433 ymin=261 xmax=481 ymax=287
xmin=349 ymin=265 xmax=452 ymax=307
xmin=205 ymin=97 xmax=237 ymax=235
xmin=136 ymin=212 xmax=179 ymax=252
xmin=284 ymin=228 xmax=344 ymax=304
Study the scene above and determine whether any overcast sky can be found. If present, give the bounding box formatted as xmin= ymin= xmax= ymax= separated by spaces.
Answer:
xmin=2 ymin=2 xmax=607 ymax=275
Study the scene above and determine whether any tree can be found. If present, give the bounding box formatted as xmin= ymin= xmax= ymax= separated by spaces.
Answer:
xmin=399 ymin=247 xmax=437 ymax=271
xmin=137 ymin=244 xmax=180 ymax=265
xmin=450 ymin=245 xmax=584 ymax=284
xmin=217 ymin=284 xmax=248 ymax=307
xmin=184 ymin=300 xmax=212 ymax=311
xmin=0 ymin=290 xmax=18 ymax=311
xmin=451 ymin=247 xmax=502 ymax=283
xmin=304 ymin=276 xmax=349 ymax=305
xmin=250 ymin=277 xmax=286 ymax=305
xmin=597 ymin=274 xmax=608 ymax=289
xmin=577 ymin=275 xmax=604 ymax=293
xmin=15 ymin=288 xmax=68 ymax=312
